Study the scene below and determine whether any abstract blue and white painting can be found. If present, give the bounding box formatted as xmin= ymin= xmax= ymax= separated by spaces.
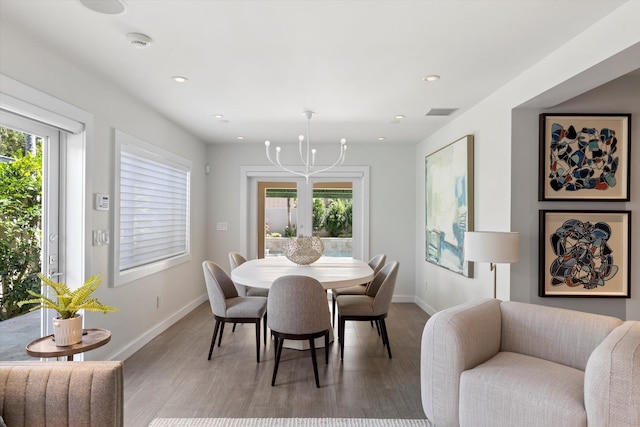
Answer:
xmin=425 ymin=135 xmax=474 ymax=277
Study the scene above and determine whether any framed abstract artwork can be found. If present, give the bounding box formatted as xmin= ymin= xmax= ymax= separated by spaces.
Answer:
xmin=425 ymin=135 xmax=474 ymax=277
xmin=539 ymin=113 xmax=631 ymax=201
xmin=539 ymin=210 xmax=631 ymax=298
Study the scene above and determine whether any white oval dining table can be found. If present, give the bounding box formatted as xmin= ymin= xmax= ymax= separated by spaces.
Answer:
xmin=230 ymin=256 xmax=374 ymax=351
xmin=230 ymin=256 xmax=374 ymax=290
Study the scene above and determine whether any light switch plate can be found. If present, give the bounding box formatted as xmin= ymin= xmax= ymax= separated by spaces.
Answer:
xmin=92 ymin=230 xmax=110 ymax=246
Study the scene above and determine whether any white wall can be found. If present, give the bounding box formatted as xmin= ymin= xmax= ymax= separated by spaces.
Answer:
xmin=205 ymin=142 xmax=417 ymax=301
xmin=1 ymin=23 xmax=209 ymax=360
xmin=415 ymin=1 xmax=640 ymax=318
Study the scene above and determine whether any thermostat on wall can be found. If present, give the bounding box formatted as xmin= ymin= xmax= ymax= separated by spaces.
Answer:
xmin=95 ymin=193 xmax=110 ymax=211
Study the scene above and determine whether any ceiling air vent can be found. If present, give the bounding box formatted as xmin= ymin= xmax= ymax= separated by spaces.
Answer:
xmin=425 ymin=108 xmax=458 ymax=116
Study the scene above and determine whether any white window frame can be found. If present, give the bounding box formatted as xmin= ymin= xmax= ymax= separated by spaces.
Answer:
xmin=1 ymin=73 xmax=92 ymax=338
xmin=240 ymin=166 xmax=370 ymax=261
xmin=113 ymin=129 xmax=191 ymax=287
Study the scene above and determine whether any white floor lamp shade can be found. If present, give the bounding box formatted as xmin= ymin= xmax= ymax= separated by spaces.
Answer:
xmin=464 ymin=231 xmax=520 ymax=298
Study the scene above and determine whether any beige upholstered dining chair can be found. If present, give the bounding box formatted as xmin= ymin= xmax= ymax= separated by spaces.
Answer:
xmin=228 ymin=252 xmax=269 ymax=297
xmin=331 ymin=254 xmax=386 ymax=325
xmin=337 ymin=261 xmax=399 ymax=360
xmin=202 ymin=261 xmax=267 ymax=363
xmin=267 ymin=275 xmax=332 ymax=388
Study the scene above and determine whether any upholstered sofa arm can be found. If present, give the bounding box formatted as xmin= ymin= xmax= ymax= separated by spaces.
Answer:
xmin=0 ymin=361 xmax=123 ymax=427
xmin=421 ymin=298 xmax=502 ymax=426
xmin=584 ymin=321 xmax=640 ymax=426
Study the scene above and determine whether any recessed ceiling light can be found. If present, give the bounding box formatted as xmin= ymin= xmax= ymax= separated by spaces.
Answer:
xmin=378 ymin=137 xmax=386 ymax=141
xmin=236 ymin=136 xmax=245 ymax=140
xmin=172 ymin=76 xmax=188 ymax=83
xmin=79 ymin=0 xmax=127 ymax=15
xmin=423 ymin=75 xmax=440 ymax=82
xmin=213 ymin=114 xmax=224 ymax=119
xmin=394 ymin=115 xmax=405 ymax=120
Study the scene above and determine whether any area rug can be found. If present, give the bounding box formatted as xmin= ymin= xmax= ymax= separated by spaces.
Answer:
xmin=149 ymin=418 xmax=431 ymax=427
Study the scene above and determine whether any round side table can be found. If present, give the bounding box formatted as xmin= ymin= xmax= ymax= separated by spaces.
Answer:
xmin=26 ymin=328 xmax=111 ymax=361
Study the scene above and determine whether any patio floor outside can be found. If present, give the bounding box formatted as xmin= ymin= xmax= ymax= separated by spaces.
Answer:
xmin=0 ymin=310 xmax=41 ymax=361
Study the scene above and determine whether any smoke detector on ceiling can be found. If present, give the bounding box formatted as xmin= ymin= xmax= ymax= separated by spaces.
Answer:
xmin=126 ymin=33 xmax=153 ymax=49
xmin=78 ymin=0 xmax=127 ymax=15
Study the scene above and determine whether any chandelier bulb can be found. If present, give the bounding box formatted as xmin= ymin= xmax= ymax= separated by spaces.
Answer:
xmin=341 ymin=138 xmax=346 ymax=145
xmin=265 ymin=140 xmax=270 ymax=146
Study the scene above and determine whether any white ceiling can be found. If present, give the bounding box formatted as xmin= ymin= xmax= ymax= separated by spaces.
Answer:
xmin=0 ymin=0 xmax=628 ymax=145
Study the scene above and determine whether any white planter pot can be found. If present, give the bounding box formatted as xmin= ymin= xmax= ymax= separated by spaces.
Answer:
xmin=53 ymin=315 xmax=83 ymax=346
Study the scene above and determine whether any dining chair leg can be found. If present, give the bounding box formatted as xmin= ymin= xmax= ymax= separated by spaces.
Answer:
xmin=271 ymin=336 xmax=284 ymax=386
xmin=339 ymin=316 xmax=345 ymax=360
xmin=332 ymin=293 xmax=337 ymax=327
xmin=255 ymin=320 xmax=261 ymax=363
xmin=309 ymin=337 xmax=320 ymax=388
xmin=380 ymin=318 xmax=392 ymax=359
xmin=376 ymin=320 xmax=384 ymax=345
xmin=218 ymin=322 xmax=225 ymax=347
xmin=324 ymin=331 xmax=329 ymax=363
xmin=263 ymin=313 xmax=268 ymax=345
xmin=272 ymin=333 xmax=278 ymax=359
xmin=208 ymin=320 xmax=221 ymax=360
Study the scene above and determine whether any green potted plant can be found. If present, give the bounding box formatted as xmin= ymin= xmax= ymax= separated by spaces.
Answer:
xmin=18 ymin=273 xmax=118 ymax=346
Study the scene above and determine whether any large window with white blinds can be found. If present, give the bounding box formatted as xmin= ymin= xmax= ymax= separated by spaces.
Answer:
xmin=113 ymin=129 xmax=191 ymax=286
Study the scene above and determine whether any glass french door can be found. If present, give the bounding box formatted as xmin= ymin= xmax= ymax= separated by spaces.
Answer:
xmin=243 ymin=166 xmax=368 ymax=262
xmin=257 ymin=179 xmax=354 ymax=259
xmin=258 ymin=181 xmax=298 ymax=258
xmin=0 ymin=113 xmax=61 ymax=357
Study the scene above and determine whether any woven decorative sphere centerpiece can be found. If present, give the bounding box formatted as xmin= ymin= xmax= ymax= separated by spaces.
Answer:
xmin=283 ymin=236 xmax=324 ymax=265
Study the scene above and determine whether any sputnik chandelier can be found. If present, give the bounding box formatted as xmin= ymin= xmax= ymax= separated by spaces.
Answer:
xmin=264 ymin=110 xmax=347 ymax=182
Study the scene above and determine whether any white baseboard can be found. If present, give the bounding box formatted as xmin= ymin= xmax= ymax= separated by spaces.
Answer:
xmin=106 ymin=294 xmax=208 ymax=362
xmin=413 ymin=296 xmax=437 ymax=316
xmin=391 ymin=295 xmax=418 ymax=303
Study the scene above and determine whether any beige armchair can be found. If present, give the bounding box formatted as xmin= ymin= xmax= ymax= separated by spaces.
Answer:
xmin=421 ymin=299 xmax=640 ymax=427
xmin=0 ymin=361 xmax=123 ymax=427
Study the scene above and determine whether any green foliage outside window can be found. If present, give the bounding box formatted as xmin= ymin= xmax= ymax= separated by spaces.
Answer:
xmin=0 ymin=127 xmax=42 ymax=321
xmin=325 ymin=199 xmax=349 ymax=237
xmin=284 ymin=224 xmax=297 ymax=237
xmin=345 ymin=200 xmax=353 ymax=237
xmin=0 ymin=126 xmax=25 ymax=157
xmin=312 ymin=198 xmax=326 ymax=234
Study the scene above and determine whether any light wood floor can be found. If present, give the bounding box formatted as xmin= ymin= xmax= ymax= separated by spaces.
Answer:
xmin=123 ymin=302 xmax=430 ymax=426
